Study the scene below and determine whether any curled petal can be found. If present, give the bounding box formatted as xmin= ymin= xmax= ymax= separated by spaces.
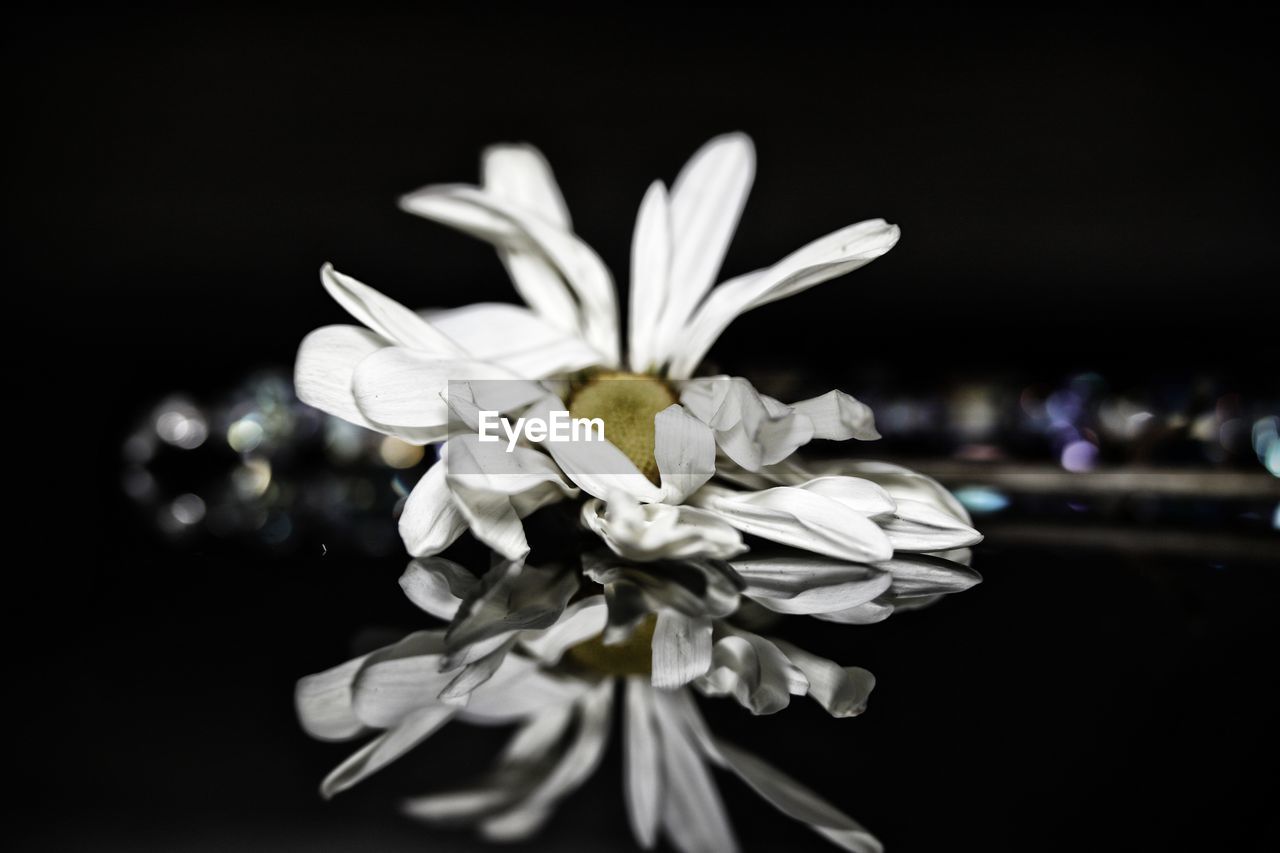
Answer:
xmin=582 ymin=495 xmax=746 ymax=562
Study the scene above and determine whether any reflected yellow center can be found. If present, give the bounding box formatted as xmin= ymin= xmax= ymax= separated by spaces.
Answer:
xmin=567 ymin=372 xmax=675 ymax=485
xmin=565 ymin=613 xmax=656 ymax=676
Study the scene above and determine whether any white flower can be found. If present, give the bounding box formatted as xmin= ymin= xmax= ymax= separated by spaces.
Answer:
xmin=295 ymin=133 xmax=980 ymax=569
xmin=298 ymin=555 xmax=935 ymax=852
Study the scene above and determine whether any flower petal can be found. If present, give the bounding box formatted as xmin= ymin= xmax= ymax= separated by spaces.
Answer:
xmin=582 ymin=495 xmax=746 ymax=562
xmin=446 ymin=561 xmax=579 ymax=653
xmin=695 ymin=628 xmax=806 ymax=715
xmin=424 ymin=302 xmax=603 ymax=376
xmin=655 ymin=404 xmax=717 ymax=503
xmin=351 ymin=347 xmax=514 ymax=430
xmin=398 ymin=462 xmax=468 ymax=559
xmin=680 ymin=377 xmax=813 ymax=471
xmin=651 ymin=689 xmax=740 ymax=853
xmin=320 ymin=263 xmax=463 ymax=354
xmin=669 ymin=219 xmax=900 ymax=378
xmin=480 ymin=680 xmax=614 ymax=841
xmin=691 ymin=484 xmax=894 ymax=563
xmin=349 ymin=631 xmax=451 ymax=728
xmin=880 ymin=499 xmax=983 ymax=552
xmin=401 ymin=184 xmax=619 ymax=365
xmin=813 ymin=600 xmax=896 ymax=624
xmin=624 ymin=678 xmax=663 ymax=849
xmin=294 ymin=324 xmax=388 ymax=432
xmin=791 ymin=390 xmax=880 ymax=441
xmin=519 ymin=595 xmax=608 ymax=665
xmin=655 ymin=133 xmax=755 ymax=368
xmin=704 ymin=737 xmax=883 ymax=853
xmin=399 ymin=557 xmax=479 ymax=620
xmin=877 ymin=553 xmax=983 ymax=598
xmin=296 ymin=655 xmax=369 ymax=742
xmin=651 ymin=610 xmax=714 ymax=689
xmin=320 ymin=704 xmax=456 ymax=799
xmin=730 ymin=553 xmax=892 ymax=615
xmin=628 ymin=180 xmax=673 ymax=373
xmin=772 ymin=639 xmax=876 ymax=718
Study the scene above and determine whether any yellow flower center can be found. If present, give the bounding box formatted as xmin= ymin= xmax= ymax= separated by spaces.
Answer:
xmin=565 ymin=613 xmax=656 ymax=676
xmin=567 ymin=371 xmax=676 ymax=485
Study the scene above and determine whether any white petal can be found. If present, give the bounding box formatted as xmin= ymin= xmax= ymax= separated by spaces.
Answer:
xmin=655 ymin=404 xmax=716 ymax=503
xmin=655 ymin=133 xmax=755 ymax=368
xmin=582 ymin=495 xmax=746 ymax=562
xmin=446 ymin=561 xmax=579 ymax=653
xmin=401 ymin=185 xmax=620 ymax=365
xmin=695 ymin=629 xmax=805 ymax=715
xmin=320 ymin=704 xmax=455 ymax=799
xmin=524 ymin=395 xmax=664 ymax=502
xmin=349 ymin=631 xmax=451 ymax=728
xmin=692 ymin=484 xmax=894 ymax=563
xmin=772 ymin=639 xmax=876 ymax=718
xmin=399 ymin=557 xmax=478 ymax=620
xmin=652 ymin=690 xmax=740 ymax=853
xmin=680 ymin=377 xmax=813 ymax=471
xmin=791 ymin=390 xmax=880 ymax=441
xmin=351 ymin=347 xmax=514 ymax=430
xmin=439 ymin=635 xmax=519 ymax=701
xmin=624 ymin=678 xmax=663 ymax=849
xmin=480 ymin=680 xmax=614 ymax=841
xmin=423 ymin=302 xmax=603 ymax=376
xmin=398 ymin=462 xmax=468 ymax=559
xmin=669 ymin=220 xmax=900 ymax=378
xmin=320 ymin=263 xmax=462 ymax=354
xmin=482 ymin=143 xmax=572 ymax=227
xmin=628 ymin=181 xmax=673 ymax=373
xmin=294 ymin=324 xmax=388 ymax=432
xmin=795 ymin=476 xmax=897 ymax=516
xmin=821 ymin=459 xmax=972 ymax=524
xmin=881 ymin=499 xmax=983 ymax=552
xmin=462 ymin=658 xmax=591 ymax=723
xmin=731 ymin=553 xmax=892 ymax=615
xmin=651 ymin=611 xmax=713 ymax=689
xmin=877 ymin=553 xmax=982 ymax=598
xmin=705 ymin=738 xmax=883 ymax=853
xmin=519 ymin=595 xmax=608 ymax=664
xmin=813 ymin=600 xmax=896 ymax=624
xmin=296 ymin=655 xmax=369 ymax=742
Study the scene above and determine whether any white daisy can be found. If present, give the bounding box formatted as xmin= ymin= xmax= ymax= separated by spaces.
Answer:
xmin=294 ymin=133 xmax=982 ymax=568
xmin=298 ymin=551 xmax=977 ymax=851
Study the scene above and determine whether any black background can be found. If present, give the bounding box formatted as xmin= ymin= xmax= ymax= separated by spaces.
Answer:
xmin=9 ymin=7 xmax=1278 ymax=851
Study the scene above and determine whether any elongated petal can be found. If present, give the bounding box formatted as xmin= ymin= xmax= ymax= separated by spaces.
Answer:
xmin=791 ymin=390 xmax=880 ymax=441
xmin=523 ymin=395 xmax=664 ymax=502
xmin=447 ymin=561 xmax=579 ymax=653
xmin=624 ymin=678 xmax=663 ymax=848
xmin=294 ymin=324 xmax=388 ymax=432
xmin=320 ymin=704 xmax=455 ymax=799
xmin=480 ymin=680 xmax=614 ymax=841
xmin=692 ymin=484 xmax=893 ymax=563
xmin=706 ymin=738 xmax=883 ymax=853
xmin=296 ymin=655 xmax=369 ymax=741
xmin=731 ymin=553 xmax=892 ymax=615
xmin=813 ymin=600 xmax=896 ymax=624
xmin=519 ymin=596 xmax=608 ymax=664
xmin=482 ymin=143 xmax=572 ymax=227
xmin=820 ymin=459 xmax=972 ymax=524
xmin=582 ymin=496 xmax=746 ymax=562
xmin=655 ymin=133 xmax=755 ymax=368
xmin=772 ymin=639 xmax=876 ymax=718
xmin=881 ymin=499 xmax=983 ymax=552
xmin=877 ymin=553 xmax=983 ymax=598
xmin=398 ymin=462 xmax=468 ymax=558
xmin=680 ymin=377 xmax=813 ymax=471
xmin=669 ymin=220 xmax=900 ymax=378
xmin=651 ymin=611 xmax=713 ymax=689
xmin=399 ymin=557 xmax=478 ymax=620
xmin=628 ymin=180 xmax=673 ymax=373
xmin=402 ymin=185 xmax=619 ymax=365
xmin=652 ymin=690 xmax=740 ymax=853
xmin=320 ymin=263 xmax=462 ymax=354
xmin=350 ymin=631 xmax=451 ymax=728
xmin=439 ymin=636 xmax=519 ymax=701
xmin=655 ymin=404 xmax=716 ymax=503
xmin=351 ymin=347 xmax=514 ymax=429
xmin=462 ymin=658 xmax=591 ymax=723
xmin=424 ymin=302 xmax=602 ymax=376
